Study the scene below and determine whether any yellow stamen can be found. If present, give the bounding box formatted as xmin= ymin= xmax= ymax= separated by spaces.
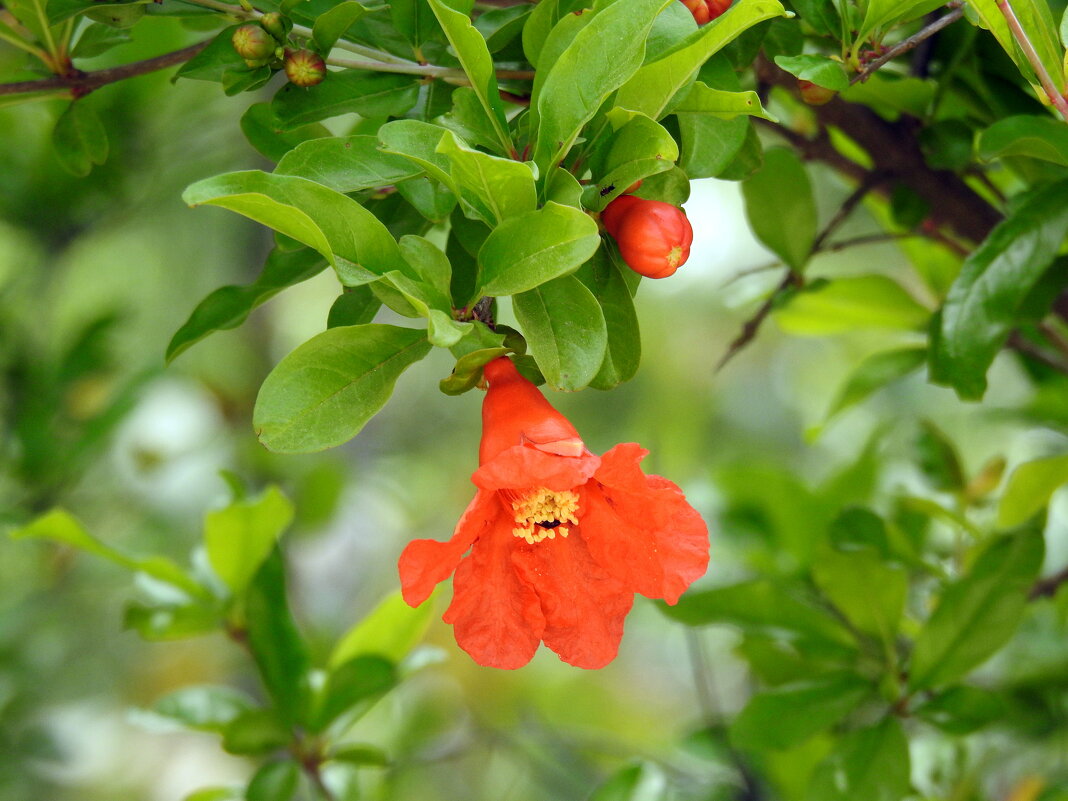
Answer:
xmin=510 ymin=488 xmax=579 ymax=544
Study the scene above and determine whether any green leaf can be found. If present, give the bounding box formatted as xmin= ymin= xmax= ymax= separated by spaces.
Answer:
xmin=184 ymin=787 xmax=242 ymax=801
xmin=275 ymin=135 xmax=423 ymax=193
xmin=531 ymin=0 xmax=671 ymax=169
xmin=576 ymin=249 xmax=642 ymax=390
xmin=589 ymin=762 xmax=668 ymax=801
xmin=331 ymin=589 xmax=437 ymax=666
xmin=313 ymin=1 xmax=368 ymax=51
xmin=175 ymin=26 xmax=252 ymax=86
xmin=966 ymin=0 xmax=1066 ymax=95
xmin=614 ymin=0 xmax=787 ymax=120
xmin=730 ymin=672 xmax=871 ymax=751
xmin=916 ymin=420 xmax=965 ymax=494
xmin=167 ymin=248 xmax=327 ymax=362
xmin=71 ymin=22 xmax=132 ymax=57
xmin=311 ymin=655 xmax=397 ymax=731
xmin=183 ymin=170 xmax=410 ymax=285
xmin=855 ymin=0 xmax=944 ymax=48
xmin=437 ymin=131 xmax=537 ymax=224
xmin=205 ymin=486 xmax=294 ymax=596
xmin=823 ymin=346 xmax=926 ymax=421
xmin=773 ymin=53 xmax=849 ymax=91
xmin=476 ymin=202 xmax=600 ymax=298
xmin=329 ymin=286 xmax=382 ymax=328
xmin=661 ymin=579 xmax=857 ymax=650
xmin=671 ymin=80 xmax=778 ymax=120
xmin=11 ymin=508 xmax=204 ymax=598
xmin=221 ymin=708 xmax=291 ymax=755
xmin=45 ymin=0 xmax=147 ymax=24
xmin=807 ymin=718 xmax=910 ymax=801
xmin=378 ymin=119 xmax=456 ymax=189
xmin=253 ymin=324 xmax=431 ymax=453
xmin=272 ymin=72 xmax=420 ymax=130
xmin=513 ymin=274 xmax=608 ymax=391
xmin=930 ymin=179 xmax=1068 ymax=400
xmin=909 ymin=526 xmax=1045 ymax=691
xmin=123 ymin=602 xmax=220 ymax=640
xmin=812 ymin=543 xmax=907 ymax=641
xmin=741 ymin=147 xmax=816 ymax=271
xmin=330 ymin=745 xmax=390 ymax=767
xmin=585 ymin=109 xmax=679 ymax=211
xmin=246 ymin=761 xmax=299 ymax=801
xmin=774 ymin=276 xmax=930 ymax=334
xmin=245 ymin=549 xmax=310 ymax=725
xmin=678 ymin=115 xmax=748 ymax=179
xmin=474 ymin=3 xmax=532 ymax=51
xmin=52 ymin=101 xmax=108 ymax=177
xmin=914 ymin=685 xmax=1007 ymax=734
xmin=998 ymin=452 xmax=1068 ymax=528
xmin=426 ymin=0 xmax=513 ymax=155
xmin=239 ymin=104 xmax=330 ymax=164
xmin=152 ymin=686 xmax=255 ymax=734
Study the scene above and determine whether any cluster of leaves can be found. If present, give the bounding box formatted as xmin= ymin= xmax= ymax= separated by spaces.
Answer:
xmin=11 ymin=486 xmax=438 ymax=801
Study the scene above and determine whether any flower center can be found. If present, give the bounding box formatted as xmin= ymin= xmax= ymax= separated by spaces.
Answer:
xmin=509 ymin=488 xmax=579 ymax=544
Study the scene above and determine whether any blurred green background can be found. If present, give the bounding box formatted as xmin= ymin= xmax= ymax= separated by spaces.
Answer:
xmin=2 ymin=15 xmax=1068 ymax=801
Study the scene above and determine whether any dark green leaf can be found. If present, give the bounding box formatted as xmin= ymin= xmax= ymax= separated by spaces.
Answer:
xmin=240 ymin=104 xmax=330 ymax=164
xmin=931 ymin=179 xmax=1068 ymax=400
xmin=167 ymin=247 xmax=327 ymax=362
xmin=823 ymin=347 xmax=926 ymax=421
xmin=576 ymin=249 xmax=641 ymax=390
xmin=245 ymin=549 xmax=310 ymax=725
xmin=330 ymin=745 xmax=390 ymax=767
xmin=272 ymin=72 xmax=420 ymax=129
xmin=585 ymin=109 xmax=679 ymax=211
xmin=123 ymin=602 xmax=220 ymax=640
xmin=253 ymin=324 xmax=431 ymax=453
xmin=916 ymin=420 xmax=965 ymax=494
xmin=46 ymin=0 xmax=147 ymax=24
xmin=311 ymin=655 xmax=397 ymax=731
xmin=71 ymin=23 xmax=131 ymax=57
xmin=313 ymin=1 xmax=369 ymax=51
xmin=730 ymin=672 xmax=871 ymax=751
xmin=807 ymin=718 xmax=911 ymax=801
xmin=914 ymin=685 xmax=1008 ymax=734
xmin=909 ymin=526 xmax=1045 ymax=691
xmin=513 ymin=274 xmax=607 ymax=391
xmin=474 ymin=3 xmax=532 ymax=51
xmin=741 ymin=147 xmax=816 ymax=271
xmin=246 ymin=760 xmax=299 ymax=801
xmin=53 ymin=101 xmax=108 ymax=177
xmin=221 ymin=708 xmax=291 ymax=755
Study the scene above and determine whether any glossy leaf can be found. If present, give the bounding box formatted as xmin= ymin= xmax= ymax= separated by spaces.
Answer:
xmin=978 ymin=114 xmax=1068 ymax=167
xmin=204 ymin=485 xmax=294 ymax=596
xmin=378 ymin=119 xmax=457 ymax=189
xmin=773 ymin=53 xmax=849 ymax=91
xmin=272 ymin=72 xmax=420 ymax=130
xmin=437 ymin=130 xmax=537 ymax=224
xmin=313 ymin=1 xmax=368 ymax=51
xmin=167 ymin=248 xmax=327 ymax=362
xmin=513 ymin=274 xmax=608 ymax=391
xmin=614 ymin=0 xmax=787 ymax=120
xmin=275 ymin=135 xmax=423 ymax=193
xmin=585 ymin=109 xmax=678 ymax=211
xmin=741 ymin=147 xmax=816 ymax=271
xmin=997 ymin=452 xmax=1068 ymax=528
xmin=576 ymin=249 xmax=642 ymax=390
xmin=730 ymin=672 xmax=871 ymax=751
xmin=775 ymin=276 xmax=930 ymax=333
xmin=426 ymin=0 xmax=513 ymax=155
xmin=930 ymin=179 xmax=1068 ymax=400
xmin=909 ymin=526 xmax=1045 ymax=691
xmin=531 ymin=0 xmax=671 ymax=169
xmin=475 ymin=201 xmax=600 ymax=298
xmin=253 ymin=324 xmax=431 ymax=453
xmin=328 ymin=286 xmax=381 ymax=327
xmin=671 ymin=80 xmax=777 ymax=120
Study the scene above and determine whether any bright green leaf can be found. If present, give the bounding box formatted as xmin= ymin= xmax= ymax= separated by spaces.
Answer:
xmin=807 ymin=718 xmax=910 ymax=801
xmin=313 ymin=1 xmax=368 ymax=51
xmin=773 ymin=53 xmax=849 ymax=91
xmin=775 ymin=275 xmax=930 ymax=333
xmin=741 ymin=148 xmax=816 ymax=271
xmin=204 ymin=486 xmax=294 ymax=596
xmin=330 ymin=589 xmax=438 ymax=666
xmin=437 ymin=130 xmax=537 ymax=224
xmin=275 ymin=135 xmax=423 ymax=193
xmin=998 ymin=452 xmax=1068 ymax=528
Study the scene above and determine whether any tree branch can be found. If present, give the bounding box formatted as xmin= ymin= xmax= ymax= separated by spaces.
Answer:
xmin=851 ymin=6 xmax=964 ymax=85
xmin=1030 ymin=565 xmax=1068 ymax=600
xmin=998 ymin=0 xmax=1068 ymax=122
xmin=0 ymin=40 xmax=210 ymax=98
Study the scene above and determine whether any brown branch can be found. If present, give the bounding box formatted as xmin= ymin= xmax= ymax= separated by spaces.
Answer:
xmin=0 ymin=40 xmax=211 ymax=98
xmin=1007 ymin=331 xmax=1068 ymax=375
xmin=1030 ymin=565 xmax=1068 ymax=600
xmin=716 ymin=269 xmax=802 ymax=371
xmin=755 ymin=57 xmax=1003 ymax=244
xmin=851 ymin=6 xmax=964 ymax=85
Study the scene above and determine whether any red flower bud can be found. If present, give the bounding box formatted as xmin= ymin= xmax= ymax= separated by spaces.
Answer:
xmin=680 ymin=0 xmax=730 ymax=24
xmin=284 ymin=49 xmax=326 ymax=87
xmin=605 ymin=196 xmax=693 ymax=279
xmin=798 ymin=79 xmax=837 ymax=106
xmin=706 ymin=0 xmax=731 ymax=19
xmin=232 ymin=24 xmax=275 ymax=61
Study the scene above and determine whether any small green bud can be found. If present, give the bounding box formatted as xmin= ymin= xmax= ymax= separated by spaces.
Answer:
xmin=260 ymin=12 xmax=291 ymax=41
xmin=284 ymin=49 xmax=326 ymax=87
xmin=232 ymin=24 xmax=275 ymax=60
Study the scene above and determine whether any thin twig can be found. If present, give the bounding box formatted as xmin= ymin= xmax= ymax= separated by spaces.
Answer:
xmin=1007 ymin=331 xmax=1068 ymax=376
xmin=998 ymin=0 xmax=1068 ymax=122
xmin=1030 ymin=565 xmax=1068 ymax=600
xmin=811 ymin=172 xmax=887 ymax=250
xmin=328 ymin=56 xmax=533 ymax=82
xmin=0 ymin=40 xmax=210 ymax=97
xmin=716 ymin=269 xmax=801 ymax=371
xmin=852 ymin=6 xmax=964 ymax=85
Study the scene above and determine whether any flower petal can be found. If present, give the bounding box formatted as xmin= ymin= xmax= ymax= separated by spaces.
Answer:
xmin=512 ymin=528 xmax=633 ymax=669
xmin=398 ymin=490 xmax=498 ymax=607
xmin=582 ymin=443 xmax=709 ymax=604
xmin=442 ymin=514 xmax=546 ymax=669
xmin=472 ymin=444 xmax=600 ymax=492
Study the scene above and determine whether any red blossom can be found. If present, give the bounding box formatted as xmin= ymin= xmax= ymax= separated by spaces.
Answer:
xmin=398 ymin=357 xmax=710 ymax=669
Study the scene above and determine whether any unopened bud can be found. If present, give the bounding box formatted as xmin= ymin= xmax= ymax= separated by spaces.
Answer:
xmin=260 ymin=12 xmax=290 ymax=42
xmin=232 ymin=24 xmax=275 ymax=61
xmin=284 ymin=49 xmax=326 ymax=87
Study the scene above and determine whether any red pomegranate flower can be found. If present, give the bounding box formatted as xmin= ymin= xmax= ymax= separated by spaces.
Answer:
xmin=398 ymin=357 xmax=710 ymax=669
